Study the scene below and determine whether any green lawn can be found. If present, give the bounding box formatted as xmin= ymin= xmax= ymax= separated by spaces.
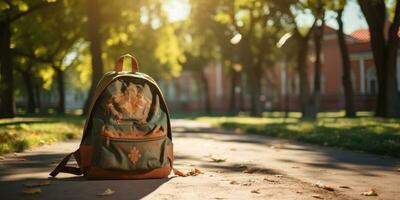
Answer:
xmin=196 ymin=112 xmax=400 ymax=158
xmin=0 ymin=116 xmax=84 ymax=155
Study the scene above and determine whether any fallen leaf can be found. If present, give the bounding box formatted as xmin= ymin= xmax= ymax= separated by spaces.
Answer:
xmin=230 ymin=180 xmax=239 ymax=185
xmin=210 ymin=155 xmax=226 ymax=163
xmin=173 ymin=168 xmax=186 ymax=177
xmin=315 ymin=182 xmax=335 ymax=191
xmin=251 ymin=189 xmax=260 ymax=194
xmin=263 ymin=178 xmax=279 ymax=183
xmin=22 ymin=188 xmax=42 ymax=195
xmin=361 ymin=188 xmax=378 ymax=196
xmin=311 ymin=194 xmax=323 ymax=199
xmin=243 ymin=168 xmax=258 ymax=174
xmin=271 ymin=143 xmax=286 ymax=149
xmin=97 ymin=188 xmax=115 ymax=196
xmin=339 ymin=185 xmax=351 ymax=189
xmin=24 ymin=181 xmax=51 ymax=188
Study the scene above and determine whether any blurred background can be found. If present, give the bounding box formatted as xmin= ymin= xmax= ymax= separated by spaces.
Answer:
xmin=0 ymin=0 xmax=399 ymax=119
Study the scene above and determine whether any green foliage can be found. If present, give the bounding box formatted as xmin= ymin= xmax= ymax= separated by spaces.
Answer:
xmin=0 ymin=116 xmax=84 ymax=155
xmin=197 ymin=112 xmax=400 ymax=157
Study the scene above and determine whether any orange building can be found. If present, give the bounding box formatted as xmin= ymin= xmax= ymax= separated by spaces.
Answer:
xmin=161 ymin=26 xmax=400 ymax=113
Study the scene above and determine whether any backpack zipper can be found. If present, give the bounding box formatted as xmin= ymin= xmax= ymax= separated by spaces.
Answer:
xmin=104 ymin=134 xmax=166 ymax=146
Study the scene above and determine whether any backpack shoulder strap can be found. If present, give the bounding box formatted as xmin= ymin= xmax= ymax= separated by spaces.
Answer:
xmin=49 ymin=149 xmax=82 ymax=177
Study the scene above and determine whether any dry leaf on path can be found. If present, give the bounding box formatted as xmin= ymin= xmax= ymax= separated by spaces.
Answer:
xmin=97 ymin=188 xmax=115 ymax=196
xmin=361 ymin=188 xmax=378 ymax=196
xmin=210 ymin=155 xmax=226 ymax=163
xmin=251 ymin=189 xmax=260 ymax=194
xmin=263 ymin=177 xmax=279 ymax=183
xmin=22 ymin=188 xmax=42 ymax=195
xmin=174 ymin=168 xmax=203 ymax=177
xmin=243 ymin=168 xmax=258 ymax=174
xmin=311 ymin=194 xmax=323 ymax=199
xmin=173 ymin=168 xmax=186 ymax=177
xmin=230 ymin=180 xmax=239 ymax=185
xmin=315 ymin=182 xmax=335 ymax=191
xmin=24 ymin=181 xmax=51 ymax=187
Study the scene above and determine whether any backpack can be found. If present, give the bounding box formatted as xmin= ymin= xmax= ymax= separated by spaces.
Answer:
xmin=50 ymin=54 xmax=173 ymax=179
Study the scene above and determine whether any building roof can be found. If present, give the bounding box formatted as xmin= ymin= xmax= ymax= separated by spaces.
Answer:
xmin=350 ymin=28 xmax=370 ymax=42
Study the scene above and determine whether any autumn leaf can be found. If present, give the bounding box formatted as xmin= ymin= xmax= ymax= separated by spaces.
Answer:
xmin=315 ymin=182 xmax=335 ymax=191
xmin=22 ymin=188 xmax=42 ymax=195
xmin=230 ymin=180 xmax=239 ymax=185
xmin=24 ymin=181 xmax=51 ymax=188
xmin=210 ymin=155 xmax=226 ymax=163
xmin=251 ymin=189 xmax=260 ymax=194
xmin=311 ymin=194 xmax=323 ymax=199
xmin=97 ymin=188 xmax=115 ymax=196
xmin=173 ymin=168 xmax=186 ymax=177
xmin=361 ymin=188 xmax=378 ymax=196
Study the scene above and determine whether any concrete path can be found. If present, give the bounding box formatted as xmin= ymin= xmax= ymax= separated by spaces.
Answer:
xmin=0 ymin=119 xmax=399 ymax=200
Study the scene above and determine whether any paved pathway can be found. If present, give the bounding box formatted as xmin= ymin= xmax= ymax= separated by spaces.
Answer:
xmin=0 ymin=119 xmax=399 ymax=199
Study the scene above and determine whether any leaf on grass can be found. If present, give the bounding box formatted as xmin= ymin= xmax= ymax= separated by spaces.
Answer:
xmin=311 ymin=194 xmax=323 ymax=199
xmin=339 ymin=185 xmax=351 ymax=189
xmin=315 ymin=182 xmax=335 ymax=191
xmin=361 ymin=188 xmax=378 ymax=196
xmin=24 ymin=181 xmax=51 ymax=188
xmin=97 ymin=188 xmax=115 ymax=196
xmin=210 ymin=155 xmax=226 ymax=163
xmin=251 ymin=189 xmax=260 ymax=194
xmin=22 ymin=188 xmax=42 ymax=195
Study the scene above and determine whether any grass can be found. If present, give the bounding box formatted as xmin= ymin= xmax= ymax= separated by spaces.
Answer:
xmin=196 ymin=111 xmax=400 ymax=158
xmin=0 ymin=115 xmax=84 ymax=155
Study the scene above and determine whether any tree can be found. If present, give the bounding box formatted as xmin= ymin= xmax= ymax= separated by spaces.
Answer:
xmin=83 ymin=0 xmax=104 ymax=115
xmin=357 ymin=0 xmax=400 ymax=117
xmin=333 ymin=0 xmax=356 ymax=117
xmin=0 ymin=0 xmax=56 ymax=118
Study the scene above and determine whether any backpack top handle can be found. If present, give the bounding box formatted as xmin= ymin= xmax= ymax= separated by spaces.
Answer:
xmin=115 ymin=54 xmax=139 ymax=73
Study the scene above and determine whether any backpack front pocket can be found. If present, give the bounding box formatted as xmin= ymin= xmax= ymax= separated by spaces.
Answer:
xmin=93 ymin=135 xmax=170 ymax=171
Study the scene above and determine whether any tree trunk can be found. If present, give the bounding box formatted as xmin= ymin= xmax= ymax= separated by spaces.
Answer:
xmin=22 ymin=70 xmax=36 ymax=113
xmin=34 ymin=84 xmax=42 ymax=111
xmin=309 ymin=18 xmax=325 ymax=119
xmin=229 ymin=69 xmax=238 ymax=114
xmin=0 ymin=21 xmax=16 ymax=118
xmin=296 ymin=33 xmax=313 ymax=118
xmin=336 ymin=9 xmax=356 ymax=118
xmin=199 ymin=70 xmax=211 ymax=113
xmin=358 ymin=0 xmax=400 ymax=117
xmin=54 ymin=67 xmax=65 ymax=114
xmin=83 ymin=0 xmax=104 ymax=116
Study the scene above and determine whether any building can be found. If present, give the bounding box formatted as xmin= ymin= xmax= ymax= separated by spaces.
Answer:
xmin=162 ymin=26 xmax=400 ymax=113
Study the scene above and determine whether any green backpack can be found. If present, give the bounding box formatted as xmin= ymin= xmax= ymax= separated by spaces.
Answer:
xmin=50 ymin=54 xmax=173 ymax=179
